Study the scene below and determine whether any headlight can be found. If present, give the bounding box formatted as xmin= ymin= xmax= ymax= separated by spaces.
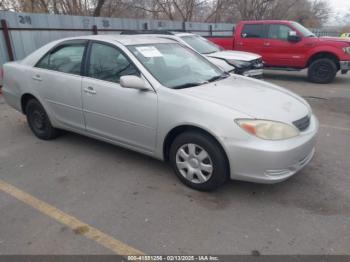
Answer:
xmin=343 ymin=47 xmax=350 ymax=55
xmin=227 ymin=60 xmax=251 ymax=68
xmin=236 ymin=119 xmax=299 ymax=140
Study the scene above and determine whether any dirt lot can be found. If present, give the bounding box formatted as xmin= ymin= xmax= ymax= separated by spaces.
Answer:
xmin=0 ymin=70 xmax=349 ymax=255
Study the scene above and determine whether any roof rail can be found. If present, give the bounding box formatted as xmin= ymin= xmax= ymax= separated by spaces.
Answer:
xmin=120 ymin=30 xmax=175 ymax=35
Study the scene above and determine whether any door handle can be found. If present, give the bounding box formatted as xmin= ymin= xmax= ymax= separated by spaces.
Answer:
xmin=32 ymin=74 xmax=42 ymax=81
xmin=84 ymin=86 xmax=97 ymax=95
xmin=264 ymin=42 xmax=271 ymax=47
xmin=238 ymin=42 xmax=243 ymax=46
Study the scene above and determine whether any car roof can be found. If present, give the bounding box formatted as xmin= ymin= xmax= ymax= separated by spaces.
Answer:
xmin=120 ymin=30 xmax=196 ymax=38
xmin=241 ymin=20 xmax=292 ymax=24
xmin=57 ymin=34 xmax=177 ymax=46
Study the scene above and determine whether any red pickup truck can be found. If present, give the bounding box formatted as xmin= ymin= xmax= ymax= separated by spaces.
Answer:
xmin=209 ymin=20 xmax=350 ymax=83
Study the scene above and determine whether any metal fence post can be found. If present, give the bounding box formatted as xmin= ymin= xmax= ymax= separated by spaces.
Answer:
xmin=182 ymin=21 xmax=186 ymax=32
xmin=143 ymin=23 xmax=148 ymax=30
xmin=1 ymin=19 xmax=14 ymax=61
xmin=92 ymin=25 xmax=98 ymax=35
xmin=209 ymin=25 xmax=213 ymax=36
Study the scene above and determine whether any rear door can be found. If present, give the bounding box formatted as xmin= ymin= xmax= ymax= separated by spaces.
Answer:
xmin=33 ymin=40 xmax=86 ymax=131
xmin=235 ymin=23 xmax=266 ymax=55
xmin=263 ymin=24 xmax=305 ymax=67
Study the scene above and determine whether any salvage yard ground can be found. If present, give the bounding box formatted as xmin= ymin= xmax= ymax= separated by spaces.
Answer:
xmin=0 ymin=70 xmax=349 ymax=255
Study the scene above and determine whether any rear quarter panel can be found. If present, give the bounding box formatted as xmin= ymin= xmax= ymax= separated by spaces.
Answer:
xmin=3 ymin=62 xmax=35 ymax=112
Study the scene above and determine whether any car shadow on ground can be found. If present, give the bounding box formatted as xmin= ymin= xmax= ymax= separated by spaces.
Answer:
xmin=263 ymin=71 xmax=308 ymax=83
xmin=55 ymin=130 xmax=350 ymax=217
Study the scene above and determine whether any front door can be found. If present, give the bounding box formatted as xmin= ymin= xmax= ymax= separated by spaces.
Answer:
xmin=82 ymin=42 xmax=158 ymax=153
xmin=263 ymin=24 xmax=305 ymax=67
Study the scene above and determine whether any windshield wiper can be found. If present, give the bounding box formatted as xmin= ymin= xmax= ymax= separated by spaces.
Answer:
xmin=172 ymin=82 xmax=206 ymax=89
xmin=207 ymin=72 xmax=230 ymax=83
xmin=202 ymin=51 xmax=218 ymax=54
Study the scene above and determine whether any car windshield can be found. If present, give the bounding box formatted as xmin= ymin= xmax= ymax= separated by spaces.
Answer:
xmin=128 ymin=43 xmax=227 ymax=89
xmin=180 ymin=35 xmax=221 ymax=54
xmin=291 ymin=22 xmax=316 ymax=37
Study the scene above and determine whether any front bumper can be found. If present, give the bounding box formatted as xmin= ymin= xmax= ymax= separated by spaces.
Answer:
xmin=340 ymin=61 xmax=350 ymax=71
xmin=235 ymin=58 xmax=264 ymax=78
xmin=224 ymin=114 xmax=318 ymax=184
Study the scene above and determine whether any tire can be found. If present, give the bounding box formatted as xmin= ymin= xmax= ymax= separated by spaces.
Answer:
xmin=25 ymin=99 xmax=59 ymax=140
xmin=169 ymin=132 xmax=229 ymax=191
xmin=307 ymin=58 xmax=337 ymax=84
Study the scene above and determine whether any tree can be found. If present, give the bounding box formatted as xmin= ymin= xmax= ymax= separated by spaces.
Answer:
xmin=93 ymin=0 xmax=106 ymax=16
xmin=0 ymin=0 xmax=333 ymax=27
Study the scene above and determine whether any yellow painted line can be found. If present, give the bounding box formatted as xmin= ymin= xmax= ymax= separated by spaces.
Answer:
xmin=0 ymin=179 xmax=144 ymax=255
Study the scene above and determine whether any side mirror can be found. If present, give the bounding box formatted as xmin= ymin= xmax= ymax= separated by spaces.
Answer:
xmin=120 ymin=75 xmax=150 ymax=91
xmin=288 ymin=31 xmax=301 ymax=42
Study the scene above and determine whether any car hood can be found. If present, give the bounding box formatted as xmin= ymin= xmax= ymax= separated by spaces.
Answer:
xmin=179 ymin=76 xmax=310 ymax=123
xmin=206 ymin=50 xmax=261 ymax=62
xmin=318 ymin=37 xmax=350 ymax=45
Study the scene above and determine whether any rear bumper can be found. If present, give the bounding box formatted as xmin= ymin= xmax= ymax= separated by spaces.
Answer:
xmin=340 ymin=61 xmax=350 ymax=70
xmin=225 ymin=114 xmax=318 ymax=184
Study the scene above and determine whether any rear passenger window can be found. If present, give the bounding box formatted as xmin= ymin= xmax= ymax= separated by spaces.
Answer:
xmin=36 ymin=43 xmax=85 ymax=75
xmin=241 ymin=24 xmax=264 ymax=38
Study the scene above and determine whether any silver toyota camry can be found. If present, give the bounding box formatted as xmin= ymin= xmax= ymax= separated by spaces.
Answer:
xmin=2 ymin=35 xmax=318 ymax=191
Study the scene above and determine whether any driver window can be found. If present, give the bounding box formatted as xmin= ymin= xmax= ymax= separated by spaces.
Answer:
xmin=87 ymin=43 xmax=139 ymax=83
xmin=267 ymin=24 xmax=292 ymax=40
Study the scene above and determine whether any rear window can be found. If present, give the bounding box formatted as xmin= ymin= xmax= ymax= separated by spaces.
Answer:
xmin=241 ymin=24 xmax=264 ymax=38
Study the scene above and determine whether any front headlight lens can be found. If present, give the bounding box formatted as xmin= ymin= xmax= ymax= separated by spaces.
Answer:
xmin=228 ymin=60 xmax=251 ymax=68
xmin=343 ymin=47 xmax=350 ymax=55
xmin=236 ymin=119 xmax=299 ymax=140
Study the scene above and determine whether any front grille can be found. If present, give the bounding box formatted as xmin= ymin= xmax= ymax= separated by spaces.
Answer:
xmin=293 ymin=115 xmax=310 ymax=132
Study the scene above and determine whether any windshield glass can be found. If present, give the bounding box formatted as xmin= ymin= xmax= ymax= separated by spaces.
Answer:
xmin=128 ymin=43 xmax=226 ymax=89
xmin=291 ymin=22 xmax=315 ymax=37
xmin=180 ymin=35 xmax=221 ymax=54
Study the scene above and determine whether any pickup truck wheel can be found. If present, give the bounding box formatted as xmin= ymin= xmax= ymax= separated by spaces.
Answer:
xmin=25 ymin=99 xmax=59 ymax=140
xmin=169 ymin=132 xmax=229 ymax=191
xmin=307 ymin=58 xmax=337 ymax=84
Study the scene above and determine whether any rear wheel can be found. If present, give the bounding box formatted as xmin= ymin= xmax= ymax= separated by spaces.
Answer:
xmin=307 ymin=58 xmax=337 ymax=84
xmin=169 ymin=132 xmax=229 ymax=191
xmin=25 ymin=99 xmax=59 ymax=140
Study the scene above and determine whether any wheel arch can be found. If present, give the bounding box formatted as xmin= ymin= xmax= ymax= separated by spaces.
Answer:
xmin=307 ymin=52 xmax=340 ymax=70
xmin=162 ymin=124 xmax=230 ymax=171
xmin=21 ymin=93 xmax=39 ymax=114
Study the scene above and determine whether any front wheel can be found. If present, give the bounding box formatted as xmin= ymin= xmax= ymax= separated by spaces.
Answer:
xmin=25 ymin=99 xmax=60 ymax=140
xmin=307 ymin=58 xmax=337 ymax=84
xmin=169 ymin=132 xmax=229 ymax=191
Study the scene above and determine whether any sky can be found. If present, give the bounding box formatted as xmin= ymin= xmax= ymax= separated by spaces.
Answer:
xmin=327 ymin=0 xmax=350 ymax=25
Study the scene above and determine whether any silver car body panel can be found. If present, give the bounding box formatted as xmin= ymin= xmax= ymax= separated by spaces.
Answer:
xmin=2 ymin=35 xmax=318 ymax=183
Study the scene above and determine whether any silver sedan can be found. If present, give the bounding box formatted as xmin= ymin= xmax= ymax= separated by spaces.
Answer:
xmin=2 ymin=35 xmax=318 ymax=190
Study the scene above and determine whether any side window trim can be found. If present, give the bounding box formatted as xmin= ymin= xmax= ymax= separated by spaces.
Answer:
xmin=84 ymin=40 xmax=141 ymax=84
xmin=35 ymin=40 xmax=88 ymax=76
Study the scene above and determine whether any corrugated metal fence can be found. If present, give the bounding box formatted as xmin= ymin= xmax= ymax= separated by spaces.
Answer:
xmin=0 ymin=11 xmax=234 ymax=67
